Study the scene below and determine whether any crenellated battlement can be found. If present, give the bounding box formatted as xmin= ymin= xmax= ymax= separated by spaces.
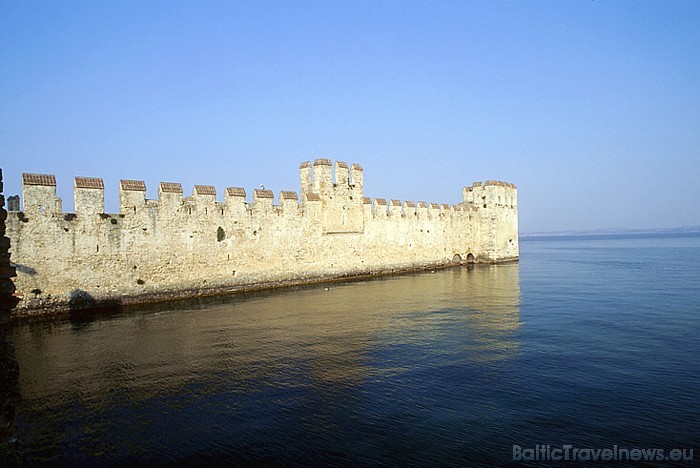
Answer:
xmin=299 ymin=159 xmax=364 ymax=197
xmin=4 ymin=160 xmax=518 ymax=315
xmin=74 ymin=177 xmax=104 ymax=189
xmin=22 ymin=173 xmax=56 ymax=186
xmin=194 ymin=185 xmax=216 ymax=196
xmin=21 ymin=173 xmax=61 ymax=215
xmin=253 ymin=189 xmax=274 ymax=199
xmin=365 ymin=197 xmax=466 ymax=221
xmin=463 ymin=179 xmax=518 ymax=210
xmin=74 ymin=177 xmax=105 ymax=215
xmin=18 ymin=162 xmax=430 ymax=224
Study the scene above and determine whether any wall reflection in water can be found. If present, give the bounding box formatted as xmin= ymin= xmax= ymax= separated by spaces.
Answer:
xmin=12 ymin=264 xmax=520 ymax=464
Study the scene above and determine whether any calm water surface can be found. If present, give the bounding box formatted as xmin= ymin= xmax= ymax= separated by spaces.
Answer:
xmin=11 ymin=234 xmax=700 ymax=465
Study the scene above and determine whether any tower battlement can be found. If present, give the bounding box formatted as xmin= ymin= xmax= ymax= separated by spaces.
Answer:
xmin=463 ymin=179 xmax=518 ymax=210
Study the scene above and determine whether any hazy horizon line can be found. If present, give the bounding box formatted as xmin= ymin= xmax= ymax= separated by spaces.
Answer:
xmin=520 ymin=225 xmax=700 ymax=238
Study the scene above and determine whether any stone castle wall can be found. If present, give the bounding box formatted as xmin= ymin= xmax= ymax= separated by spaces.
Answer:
xmin=4 ymin=160 xmax=518 ymax=315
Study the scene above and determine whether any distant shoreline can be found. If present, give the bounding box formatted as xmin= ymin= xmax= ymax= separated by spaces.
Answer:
xmin=520 ymin=227 xmax=700 ymax=240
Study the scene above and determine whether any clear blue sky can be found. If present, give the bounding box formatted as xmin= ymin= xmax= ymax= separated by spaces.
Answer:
xmin=1 ymin=0 xmax=699 ymax=233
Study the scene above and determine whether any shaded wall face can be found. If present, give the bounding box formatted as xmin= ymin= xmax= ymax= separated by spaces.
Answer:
xmin=1 ymin=174 xmax=18 ymax=308
xmin=0 ymin=168 xmax=21 ymax=465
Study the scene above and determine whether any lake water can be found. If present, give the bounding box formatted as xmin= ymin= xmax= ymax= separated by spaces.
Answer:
xmin=10 ymin=234 xmax=700 ymax=465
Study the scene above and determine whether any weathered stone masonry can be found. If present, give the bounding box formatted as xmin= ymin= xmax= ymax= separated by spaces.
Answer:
xmin=4 ymin=159 xmax=518 ymax=316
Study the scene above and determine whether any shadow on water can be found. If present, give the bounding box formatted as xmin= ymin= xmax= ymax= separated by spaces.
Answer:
xmin=68 ymin=290 xmax=123 ymax=327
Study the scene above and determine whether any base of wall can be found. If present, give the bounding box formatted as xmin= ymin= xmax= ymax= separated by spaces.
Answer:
xmin=10 ymin=256 xmax=519 ymax=319
xmin=481 ymin=255 xmax=520 ymax=264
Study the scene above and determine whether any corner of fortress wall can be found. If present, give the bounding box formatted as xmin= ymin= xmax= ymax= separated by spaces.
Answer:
xmin=463 ymin=180 xmax=519 ymax=262
xmin=3 ymin=162 xmax=518 ymax=315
